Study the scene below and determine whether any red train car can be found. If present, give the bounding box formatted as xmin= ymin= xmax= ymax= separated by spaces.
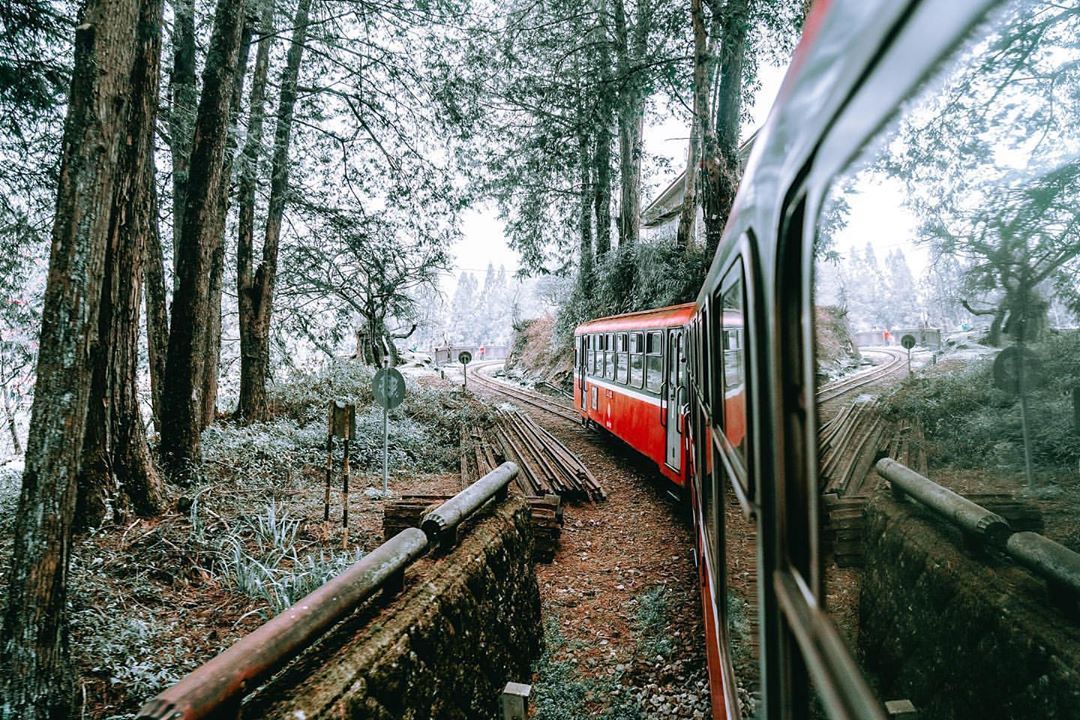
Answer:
xmin=573 ymin=303 xmax=695 ymax=485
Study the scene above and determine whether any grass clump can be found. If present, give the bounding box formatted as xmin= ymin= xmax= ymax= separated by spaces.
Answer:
xmin=881 ymin=331 xmax=1080 ymax=473
xmin=217 ymin=501 xmax=364 ymax=617
xmin=634 ymin=585 xmax=676 ymax=659
xmin=531 ymin=618 xmax=644 ymax=720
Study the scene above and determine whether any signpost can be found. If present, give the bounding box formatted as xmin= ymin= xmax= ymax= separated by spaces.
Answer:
xmin=459 ymin=350 xmax=473 ymax=391
xmin=325 ymin=400 xmax=356 ymax=535
xmin=993 ymin=346 xmax=1043 ymax=488
xmin=900 ymin=334 xmax=916 ymax=375
xmin=373 ymin=365 xmax=406 ymax=497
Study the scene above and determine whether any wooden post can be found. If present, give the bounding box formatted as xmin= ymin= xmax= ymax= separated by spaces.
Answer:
xmin=501 ymin=682 xmax=531 ymax=720
xmin=342 ymin=437 xmax=351 ymax=533
xmin=884 ymin=699 xmax=917 ymax=719
xmin=323 ymin=421 xmax=333 ymax=522
xmin=1073 ymin=387 xmax=1080 ymax=436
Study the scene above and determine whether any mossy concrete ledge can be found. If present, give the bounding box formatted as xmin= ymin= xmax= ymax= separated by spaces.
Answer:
xmin=248 ymin=497 xmax=542 ymax=719
xmin=859 ymin=494 xmax=1080 ymax=720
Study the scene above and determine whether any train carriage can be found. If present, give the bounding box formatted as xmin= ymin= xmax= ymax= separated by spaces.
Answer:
xmin=576 ymin=0 xmax=1080 ymax=718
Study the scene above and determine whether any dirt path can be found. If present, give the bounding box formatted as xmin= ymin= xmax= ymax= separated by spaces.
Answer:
xmin=470 ymin=381 xmax=711 ymax=719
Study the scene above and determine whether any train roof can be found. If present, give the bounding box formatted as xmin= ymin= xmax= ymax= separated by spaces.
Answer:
xmin=575 ymin=303 xmax=696 ymax=334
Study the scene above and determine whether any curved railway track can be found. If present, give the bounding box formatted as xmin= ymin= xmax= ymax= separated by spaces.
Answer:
xmin=817 ymin=347 xmax=909 ymax=404
xmin=467 ymin=361 xmax=581 ymax=423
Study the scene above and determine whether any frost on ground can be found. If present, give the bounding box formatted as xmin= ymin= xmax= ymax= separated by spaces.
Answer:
xmin=0 ymin=358 xmax=492 ymax=720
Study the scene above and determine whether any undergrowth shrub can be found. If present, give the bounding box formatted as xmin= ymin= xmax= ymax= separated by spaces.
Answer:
xmin=882 ymin=332 xmax=1080 ymax=472
xmin=556 ymin=239 xmax=709 ymax=347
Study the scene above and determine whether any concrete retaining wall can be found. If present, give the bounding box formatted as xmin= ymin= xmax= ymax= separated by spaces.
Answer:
xmin=248 ymin=498 xmax=542 ymax=719
xmin=859 ymin=494 xmax=1080 ymax=719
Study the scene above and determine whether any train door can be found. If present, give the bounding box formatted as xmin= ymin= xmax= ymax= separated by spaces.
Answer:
xmin=577 ymin=335 xmax=587 ymax=412
xmin=665 ymin=329 xmax=683 ymax=471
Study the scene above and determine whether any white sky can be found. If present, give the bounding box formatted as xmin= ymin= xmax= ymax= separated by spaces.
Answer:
xmin=444 ymin=63 xmax=791 ymax=293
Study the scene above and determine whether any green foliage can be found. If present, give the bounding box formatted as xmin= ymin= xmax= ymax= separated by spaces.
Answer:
xmin=218 ymin=504 xmax=365 ymax=617
xmin=557 ymin=240 xmax=710 ymax=343
xmin=882 ymin=333 xmax=1080 ymax=472
xmin=531 ymin=618 xmax=645 ymax=720
xmin=634 ymin=585 xmax=675 ymax=659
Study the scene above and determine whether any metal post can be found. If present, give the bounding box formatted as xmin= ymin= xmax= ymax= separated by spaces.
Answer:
xmin=382 ymin=357 xmax=390 ymax=497
xmin=907 ymin=348 xmax=912 ymax=376
xmin=464 ymin=361 xmax=468 ymax=392
xmin=501 ymin=682 xmax=531 ymax=720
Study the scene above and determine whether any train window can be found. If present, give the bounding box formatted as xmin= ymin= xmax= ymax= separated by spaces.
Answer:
xmin=717 ymin=261 xmax=748 ymax=474
xmin=603 ymin=333 xmax=613 ymax=379
xmin=629 ymin=332 xmax=644 ymax=388
xmin=700 ymin=305 xmax=711 ymax=410
xmin=617 ymin=332 xmax=629 ymax=384
xmin=645 ymin=331 xmax=663 ymax=392
xmin=811 ymin=2 xmax=1080 ymax=715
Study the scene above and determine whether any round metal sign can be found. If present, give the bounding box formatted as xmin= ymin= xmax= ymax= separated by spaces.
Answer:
xmin=992 ymin=346 xmax=1043 ymax=394
xmin=458 ymin=350 xmax=473 ymax=365
xmin=901 ymin=334 xmax=916 ymax=350
xmin=373 ymin=368 xmax=406 ymax=409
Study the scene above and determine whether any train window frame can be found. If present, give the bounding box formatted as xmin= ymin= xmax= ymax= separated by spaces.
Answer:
xmin=713 ymin=256 xmax=751 ymax=507
xmin=629 ymin=332 xmax=644 ymax=388
xmin=617 ymin=332 xmax=629 ymax=384
xmin=645 ymin=330 xmax=663 ymax=393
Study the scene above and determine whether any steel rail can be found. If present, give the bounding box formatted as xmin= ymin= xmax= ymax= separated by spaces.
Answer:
xmin=469 ymin=362 xmax=580 ymax=422
xmin=136 ymin=463 xmax=520 ymax=720
xmin=818 ymin=349 xmax=908 ymax=403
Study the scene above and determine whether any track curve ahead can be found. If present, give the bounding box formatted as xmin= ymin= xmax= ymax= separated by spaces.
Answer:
xmin=467 ymin=361 xmax=581 ymax=423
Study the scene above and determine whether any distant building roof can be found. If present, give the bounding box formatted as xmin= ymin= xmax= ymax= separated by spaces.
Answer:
xmin=641 ymin=128 xmax=760 ymax=229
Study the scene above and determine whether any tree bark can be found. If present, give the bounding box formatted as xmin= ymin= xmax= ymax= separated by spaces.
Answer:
xmin=78 ymin=0 xmax=167 ymax=529
xmin=237 ymin=0 xmax=312 ymax=421
xmin=160 ymin=0 xmax=248 ymax=476
xmin=200 ymin=13 xmax=255 ymax=429
xmin=677 ymin=0 xmax=712 ymax=247
xmin=578 ymin=123 xmax=594 ymax=293
xmin=592 ymin=1 xmax=613 ymax=255
xmin=702 ymin=0 xmax=750 ymax=258
xmin=168 ymin=0 xmax=196 ymax=272
xmin=144 ymin=175 xmax=168 ymax=431
xmin=236 ymin=0 xmax=274 ymax=421
xmin=613 ymin=0 xmax=647 ymax=247
xmin=0 ymin=0 xmax=147 ymax=714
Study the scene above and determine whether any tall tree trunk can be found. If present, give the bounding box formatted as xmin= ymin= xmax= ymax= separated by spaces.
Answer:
xmin=2 ymin=385 xmax=20 ymax=456
xmin=238 ymin=0 xmax=312 ymax=421
xmin=168 ymin=0 xmax=196 ymax=274
xmin=613 ymin=0 xmax=647 ymax=247
xmin=160 ymin=0 xmax=248 ymax=476
xmin=578 ymin=123 xmax=594 ymax=293
xmin=677 ymin=0 xmax=712 ymax=247
xmin=702 ymin=0 xmax=750 ymax=258
xmin=0 ymin=0 xmax=148 ymax=714
xmin=144 ymin=175 xmax=168 ymax=431
xmin=593 ymin=127 xmax=613 ymax=255
xmin=235 ymin=0 xmax=274 ymax=421
xmin=200 ymin=14 xmax=254 ymax=429
xmin=592 ymin=1 xmax=613 ymax=256
xmin=78 ymin=0 xmax=167 ymax=529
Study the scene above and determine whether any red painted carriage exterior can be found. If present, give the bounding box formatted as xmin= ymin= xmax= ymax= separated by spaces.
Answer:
xmin=574 ymin=304 xmax=696 ymax=485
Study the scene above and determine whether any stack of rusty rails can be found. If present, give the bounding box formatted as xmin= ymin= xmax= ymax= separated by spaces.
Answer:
xmin=381 ymin=492 xmax=564 ymax=562
xmin=493 ymin=408 xmax=606 ymax=501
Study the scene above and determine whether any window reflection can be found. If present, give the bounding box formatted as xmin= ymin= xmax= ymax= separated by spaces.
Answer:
xmin=814 ymin=2 xmax=1080 ymax=716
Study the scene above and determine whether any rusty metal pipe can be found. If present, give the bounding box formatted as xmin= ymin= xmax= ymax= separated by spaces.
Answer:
xmin=874 ymin=458 xmax=1012 ymax=547
xmin=135 ymin=527 xmax=430 ymax=720
xmin=421 ymin=462 xmax=518 ymax=541
xmin=1005 ymin=531 xmax=1080 ymax=600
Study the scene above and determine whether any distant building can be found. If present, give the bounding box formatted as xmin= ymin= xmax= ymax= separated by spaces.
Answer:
xmin=640 ymin=129 xmax=760 ymax=242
